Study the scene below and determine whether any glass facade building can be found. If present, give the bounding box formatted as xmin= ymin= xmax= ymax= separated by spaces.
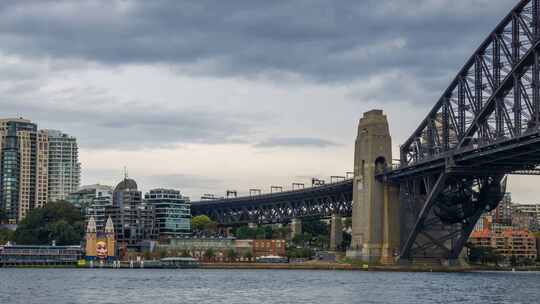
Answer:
xmin=108 ymin=178 xmax=156 ymax=244
xmin=73 ymin=184 xmax=114 ymax=232
xmin=1 ymin=123 xmax=20 ymax=222
xmin=0 ymin=118 xmax=48 ymax=223
xmin=145 ymin=189 xmax=191 ymax=239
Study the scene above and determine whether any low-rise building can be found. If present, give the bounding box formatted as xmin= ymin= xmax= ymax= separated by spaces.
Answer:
xmin=157 ymin=238 xmax=288 ymax=261
xmin=0 ymin=244 xmax=82 ymax=266
xmin=470 ymin=216 xmax=537 ymax=261
xmin=158 ymin=237 xmax=236 ymax=261
xmin=252 ymin=239 xmax=286 ymax=257
xmin=496 ymin=230 xmax=537 ymax=260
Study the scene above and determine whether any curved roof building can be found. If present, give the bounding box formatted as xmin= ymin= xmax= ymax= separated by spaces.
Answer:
xmin=114 ymin=178 xmax=138 ymax=192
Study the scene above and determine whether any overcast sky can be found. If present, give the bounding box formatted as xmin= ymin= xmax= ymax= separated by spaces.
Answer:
xmin=1 ymin=0 xmax=537 ymax=203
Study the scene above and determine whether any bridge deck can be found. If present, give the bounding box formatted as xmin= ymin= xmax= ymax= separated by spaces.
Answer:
xmin=191 ymin=180 xmax=353 ymax=225
xmin=384 ymin=130 xmax=540 ymax=180
xmin=192 ymin=179 xmax=353 ymax=207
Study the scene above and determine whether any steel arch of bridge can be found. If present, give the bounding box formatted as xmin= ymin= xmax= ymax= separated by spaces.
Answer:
xmin=400 ymin=0 xmax=540 ymax=168
xmin=384 ymin=0 xmax=540 ymax=263
xmin=191 ymin=180 xmax=352 ymax=226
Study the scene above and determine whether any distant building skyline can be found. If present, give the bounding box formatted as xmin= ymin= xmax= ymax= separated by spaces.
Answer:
xmin=0 ymin=118 xmax=79 ymax=223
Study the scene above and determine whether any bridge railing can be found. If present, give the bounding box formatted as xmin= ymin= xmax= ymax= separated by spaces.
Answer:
xmin=192 ymin=178 xmax=353 ymax=205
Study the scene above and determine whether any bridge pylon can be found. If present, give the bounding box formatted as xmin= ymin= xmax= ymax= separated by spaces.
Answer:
xmin=347 ymin=110 xmax=400 ymax=264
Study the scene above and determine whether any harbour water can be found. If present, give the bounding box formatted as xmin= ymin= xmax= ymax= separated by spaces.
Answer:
xmin=0 ymin=269 xmax=538 ymax=304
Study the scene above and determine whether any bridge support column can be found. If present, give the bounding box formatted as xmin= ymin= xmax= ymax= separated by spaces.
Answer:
xmin=290 ymin=218 xmax=302 ymax=239
xmin=381 ymin=184 xmax=400 ymax=264
xmin=347 ymin=110 xmax=400 ymax=264
xmin=330 ymin=214 xmax=343 ymax=251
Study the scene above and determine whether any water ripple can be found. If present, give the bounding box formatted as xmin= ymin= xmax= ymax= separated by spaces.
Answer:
xmin=0 ymin=269 xmax=538 ymax=304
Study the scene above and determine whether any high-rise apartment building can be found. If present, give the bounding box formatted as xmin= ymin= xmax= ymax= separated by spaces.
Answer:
xmin=69 ymin=184 xmax=114 ymax=232
xmin=68 ymin=184 xmax=113 ymax=210
xmin=46 ymin=130 xmax=80 ymax=202
xmin=0 ymin=119 xmax=80 ymax=224
xmin=145 ymin=189 xmax=191 ymax=240
xmin=0 ymin=118 xmax=49 ymax=223
xmin=491 ymin=193 xmax=513 ymax=226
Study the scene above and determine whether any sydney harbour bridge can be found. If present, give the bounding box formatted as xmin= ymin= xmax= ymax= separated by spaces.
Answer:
xmin=192 ymin=0 xmax=540 ymax=264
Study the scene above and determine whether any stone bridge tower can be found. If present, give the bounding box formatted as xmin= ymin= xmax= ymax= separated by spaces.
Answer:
xmin=347 ymin=110 xmax=400 ymax=264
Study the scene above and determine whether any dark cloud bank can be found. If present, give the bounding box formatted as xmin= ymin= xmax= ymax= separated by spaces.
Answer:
xmin=0 ymin=0 xmax=516 ymax=81
xmin=0 ymin=0 xmax=518 ymax=149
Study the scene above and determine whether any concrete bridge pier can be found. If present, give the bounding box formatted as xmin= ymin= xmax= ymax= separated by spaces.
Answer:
xmin=330 ymin=214 xmax=343 ymax=251
xmin=290 ymin=218 xmax=302 ymax=239
xmin=347 ymin=110 xmax=400 ymax=264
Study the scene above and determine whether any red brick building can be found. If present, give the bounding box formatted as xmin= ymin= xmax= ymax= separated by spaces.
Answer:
xmin=470 ymin=216 xmax=537 ymax=261
xmin=252 ymin=239 xmax=286 ymax=257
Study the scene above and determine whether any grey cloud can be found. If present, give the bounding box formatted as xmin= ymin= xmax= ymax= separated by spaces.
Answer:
xmin=138 ymin=174 xmax=224 ymax=199
xmin=0 ymin=0 xmax=522 ymax=149
xmin=0 ymin=82 xmax=264 ymax=149
xmin=82 ymin=169 xmax=223 ymax=199
xmin=140 ymin=174 xmax=221 ymax=190
xmin=0 ymin=0 xmax=516 ymax=87
xmin=255 ymin=137 xmax=339 ymax=148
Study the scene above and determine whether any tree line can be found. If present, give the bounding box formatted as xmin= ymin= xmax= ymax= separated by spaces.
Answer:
xmin=0 ymin=201 xmax=85 ymax=246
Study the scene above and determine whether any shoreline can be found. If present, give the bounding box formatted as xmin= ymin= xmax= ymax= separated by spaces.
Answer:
xmin=199 ymin=262 xmax=540 ymax=272
xmin=2 ymin=262 xmax=539 ymax=272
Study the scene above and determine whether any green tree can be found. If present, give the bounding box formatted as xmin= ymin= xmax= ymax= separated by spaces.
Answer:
xmin=0 ymin=228 xmax=14 ymax=245
xmin=468 ymin=243 xmax=503 ymax=265
xmin=204 ymin=248 xmax=215 ymax=261
xmin=292 ymin=234 xmax=305 ymax=247
xmin=303 ymin=219 xmax=328 ymax=238
xmin=255 ymin=227 xmax=266 ymax=239
xmin=341 ymin=231 xmax=351 ymax=251
xmin=264 ymin=226 xmax=273 ymax=239
xmin=48 ymin=220 xmax=80 ymax=245
xmin=191 ymin=215 xmax=217 ymax=235
xmin=235 ymin=226 xmax=256 ymax=239
xmin=226 ymin=248 xmax=237 ymax=262
xmin=286 ymin=247 xmax=314 ymax=259
xmin=510 ymin=255 xmax=518 ymax=267
xmin=0 ymin=208 xmax=6 ymax=223
xmin=192 ymin=215 xmax=212 ymax=231
xmin=244 ymin=251 xmax=253 ymax=262
xmin=13 ymin=201 xmax=84 ymax=245
xmin=272 ymin=227 xmax=290 ymax=239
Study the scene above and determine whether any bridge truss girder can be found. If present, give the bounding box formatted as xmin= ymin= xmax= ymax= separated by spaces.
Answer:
xmin=398 ymin=171 xmax=505 ymax=262
xmin=192 ymin=190 xmax=352 ymax=226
